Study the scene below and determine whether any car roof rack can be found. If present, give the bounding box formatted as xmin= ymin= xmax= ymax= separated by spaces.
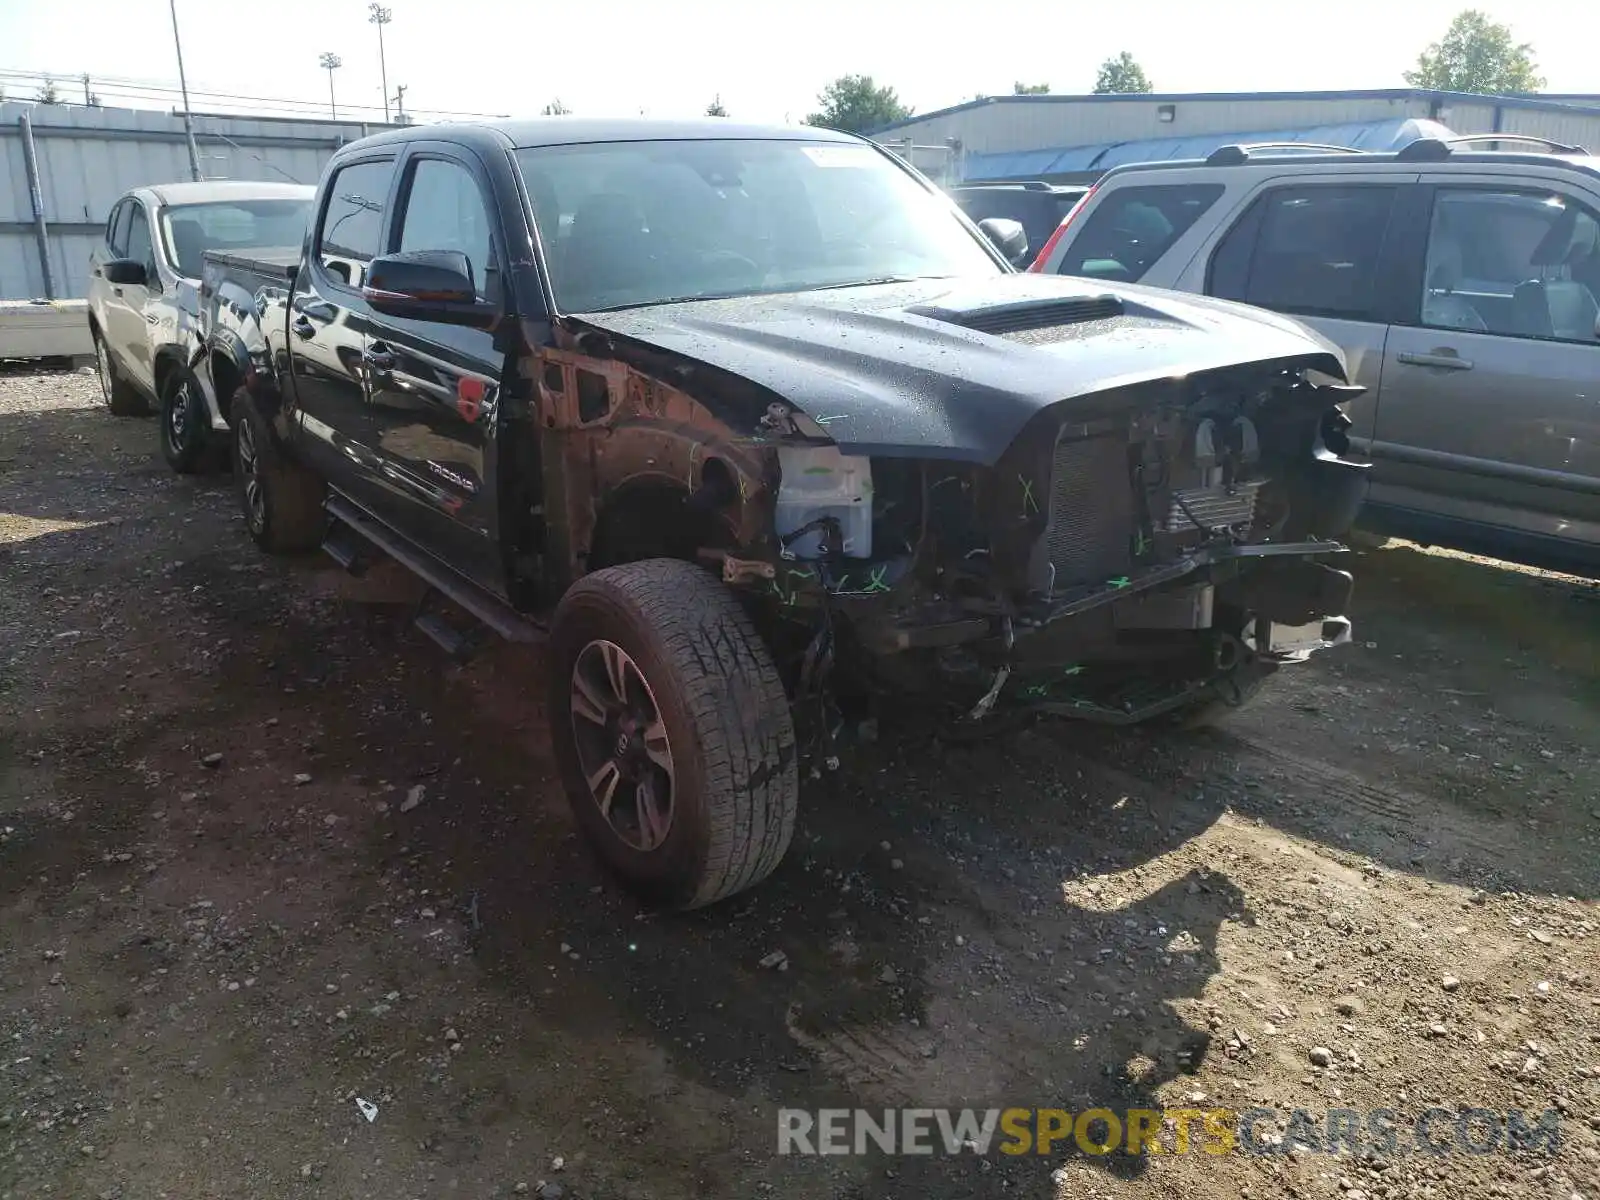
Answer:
xmin=1445 ymin=132 xmax=1588 ymax=154
xmin=1398 ymin=133 xmax=1590 ymax=162
xmin=1205 ymin=142 xmax=1364 ymax=166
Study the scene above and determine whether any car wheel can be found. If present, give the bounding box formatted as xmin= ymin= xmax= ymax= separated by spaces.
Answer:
xmin=160 ymin=367 xmax=221 ymax=474
xmin=94 ymin=333 xmax=148 ymax=416
xmin=548 ymin=558 xmax=799 ymax=909
xmin=232 ymin=388 xmax=326 ymax=553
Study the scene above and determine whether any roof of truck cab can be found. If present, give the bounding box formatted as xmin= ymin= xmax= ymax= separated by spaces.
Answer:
xmin=345 ymin=117 xmax=863 ymax=154
xmin=142 ymin=180 xmax=315 ymax=206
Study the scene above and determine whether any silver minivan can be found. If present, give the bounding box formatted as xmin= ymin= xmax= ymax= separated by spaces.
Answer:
xmin=1031 ymin=138 xmax=1600 ymax=574
xmin=88 ymin=181 xmax=312 ymax=470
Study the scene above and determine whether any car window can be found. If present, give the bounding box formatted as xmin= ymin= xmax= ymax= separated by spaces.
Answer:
xmin=1420 ymin=188 xmax=1600 ymax=343
xmin=316 ymin=159 xmax=394 ymax=287
xmin=1215 ymin=185 xmax=1396 ymax=320
xmin=952 ymin=189 xmax=1081 ymax=262
xmin=395 ymin=158 xmax=496 ymax=300
xmin=515 ymin=138 xmax=1001 ymax=313
xmin=124 ymin=204 xmax=154 ymax=277
xmin=160 ymin=199 xmax=312 ymax=278
xmin=1052 ymin=184 xmax=1222 ymax=282
xmin=107 ymin=201 xmax=132 ymax=256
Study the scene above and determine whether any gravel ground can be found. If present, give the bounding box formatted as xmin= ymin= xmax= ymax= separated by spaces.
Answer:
xmin=1 ymin=363 xmax=1597 ymax=1200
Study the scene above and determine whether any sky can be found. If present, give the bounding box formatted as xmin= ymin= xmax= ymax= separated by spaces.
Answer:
xmin=0 ymin=0 xmax=1595 ymax=127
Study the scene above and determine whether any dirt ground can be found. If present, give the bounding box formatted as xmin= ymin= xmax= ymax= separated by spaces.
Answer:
xmin=1 ymin=364 xmax=1597 ymax=1200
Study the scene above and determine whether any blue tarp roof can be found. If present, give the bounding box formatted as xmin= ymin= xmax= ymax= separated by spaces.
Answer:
xmin=960 ymin=118 xmax=1454 ymax=182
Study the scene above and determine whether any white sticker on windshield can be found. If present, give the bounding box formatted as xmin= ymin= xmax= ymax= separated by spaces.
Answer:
xmin=802 ymin=145 xmax=874 ymax=168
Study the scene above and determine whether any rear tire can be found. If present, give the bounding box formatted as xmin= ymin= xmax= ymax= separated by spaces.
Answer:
xmin=232 ymin=389 xmax=325 ymax=553
xmin=548 ymin=559 xmax=798 ymax=909
xmin=94 ymin=333 xmax=147 ymax=417
xmin=160 ymin=366 xmax=221 ymax=474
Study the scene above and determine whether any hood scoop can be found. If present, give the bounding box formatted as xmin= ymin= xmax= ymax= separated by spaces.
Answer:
xmin=909 ymin=294 xmax=1125 ymax=337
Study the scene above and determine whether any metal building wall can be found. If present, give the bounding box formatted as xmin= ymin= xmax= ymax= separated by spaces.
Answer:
xmin=875 ymin=94 xmax=1418 ymax=157
xmin=1 ymin=102 xmax=380 ymax=301
xmin=874 ymin=90 xmax=1600 ymax=162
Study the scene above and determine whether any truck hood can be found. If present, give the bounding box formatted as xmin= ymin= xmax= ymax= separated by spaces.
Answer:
xmin=574 ymin=273 xmax=1347 ymax=464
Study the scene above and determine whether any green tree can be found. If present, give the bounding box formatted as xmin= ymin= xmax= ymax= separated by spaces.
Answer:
xmin=1404 ymin=10 xmax=1544 ymax=94
xmin=1092 ymin=52 xmax=1152 ymax=94
xmin=804 ymin=74 xmax=911 ymax=134
xmin=541 ymin=98 xmax=570 ymax=116
xmin=35 ymin=75 xmax=61 ymax=104
xmin=706 ymin=95 xmax=728 ymax=117
xmin=1013 ymin=82 xmax=1050 ymax=95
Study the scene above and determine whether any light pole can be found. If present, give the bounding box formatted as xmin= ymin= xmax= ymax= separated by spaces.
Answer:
xmin=368 ymin=4 xmax=392 ymax=123
xmin=319 ymin=52 xmax=342 ymax=120
xmin=168 ymin=0 xmax=201 ymax=181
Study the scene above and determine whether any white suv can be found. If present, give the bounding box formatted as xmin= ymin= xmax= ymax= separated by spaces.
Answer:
xmin=88 ymin=181 xmax=312 ymax=471
xmin=1030 ymin=136 xmax=1600 ymax=574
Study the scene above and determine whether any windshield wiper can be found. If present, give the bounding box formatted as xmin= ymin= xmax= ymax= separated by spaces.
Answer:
xmin=809 ymin=275 xmax=938 ymax=292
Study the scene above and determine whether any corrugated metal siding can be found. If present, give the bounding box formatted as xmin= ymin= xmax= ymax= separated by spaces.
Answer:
xmin=1 ymin=102 xmax=373 ymax=301
xmin=880 ymin=96 xmax=1419 ymax=156
xmin=1496 ymin=109 xmax=1600 ymax=150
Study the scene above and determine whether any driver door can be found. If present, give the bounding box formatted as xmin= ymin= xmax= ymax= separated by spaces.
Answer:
xmin=103 ymin=200 xmax=160 ymax=394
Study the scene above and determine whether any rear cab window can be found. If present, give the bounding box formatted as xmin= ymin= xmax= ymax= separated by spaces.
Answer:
xmin=1209 ymin=184 xmax=1398 ymax=320
xmin=1051 ymin=183 xmax=1223 ymax=282
xmin=315 ymin=159 xmax=395 ymax=288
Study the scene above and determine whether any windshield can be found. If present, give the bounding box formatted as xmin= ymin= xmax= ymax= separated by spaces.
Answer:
xmin=159 ymin=199 xmax=313 ymax=277
xmin=514 ymin=138 xmax=1002 ymax=312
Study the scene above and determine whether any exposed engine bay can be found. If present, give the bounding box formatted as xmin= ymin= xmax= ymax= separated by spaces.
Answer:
xmin=751 ymin=360 xmax=1366 ymax=749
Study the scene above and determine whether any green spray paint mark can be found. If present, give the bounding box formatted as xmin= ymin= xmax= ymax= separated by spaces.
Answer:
xmin=1061 ymin=664 xmax=1084 ymax=677
xmin=832 ymin=573 xmax=851 ymax=593
xmin=1107 ymin=576 xmax=1131 ymax=590
xmin=864 ymin=564 xmax=892 ymax=593
xmin=1018 ymin=475 xmax=1040 ymax=516
xmin=1133 ymin=528 xmax=1150 ymax=556
xmin=813 ymin=414 xmax=849 ymax=425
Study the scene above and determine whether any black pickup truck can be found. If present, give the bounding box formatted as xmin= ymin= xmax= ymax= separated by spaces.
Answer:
xmin=201 ymin=118 xmax=1367 ymax=908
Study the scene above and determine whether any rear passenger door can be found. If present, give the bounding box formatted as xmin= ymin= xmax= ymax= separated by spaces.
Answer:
xmin=1204 ymin=178 xmax=1413 ymax=446
xmin=286 ymin=155 xmax=397 ymax=497
xmin=1374 ymin=179 xmax=1600 ymax=555
xmin=360 ymin=146 xmax=505 ymax=584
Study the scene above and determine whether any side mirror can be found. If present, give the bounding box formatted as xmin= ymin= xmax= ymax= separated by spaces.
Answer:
xmin=103 ymin=258 xmax=149 ymax=287
xmin=363 ymin=250 xmax=498 ymax=328
xmin=978 ymin=218 xmax=1030 ymax=267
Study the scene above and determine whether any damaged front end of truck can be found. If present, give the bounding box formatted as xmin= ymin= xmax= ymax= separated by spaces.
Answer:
xmin=533 ymin=279 xmax=1368 ymax=761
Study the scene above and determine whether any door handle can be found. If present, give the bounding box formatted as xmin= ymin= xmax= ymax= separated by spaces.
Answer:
xmin=113 ymin=287 xmax=124 ymax=297
xmin=292 ymin=316 xmax=317 ymax=339
xmin=363 ymin=343 xmax=396 ymax=374
xmin=1397 ymin=350 xmax=1473 ymax=371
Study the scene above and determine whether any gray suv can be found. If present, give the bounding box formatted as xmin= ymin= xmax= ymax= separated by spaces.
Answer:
xmin=1031 ymin=136 xmax=1600 ymax=574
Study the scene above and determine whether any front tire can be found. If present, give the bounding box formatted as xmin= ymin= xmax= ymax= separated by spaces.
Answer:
xmin=232 ymin=389 xmax=325 ymax=553
xmin=160 ymin=367 xmax=220 ymax=473
xmin=548 ymin=559 xmax=799 ymax=909
xmin=94 ymin=333 xmax=147 ymax=416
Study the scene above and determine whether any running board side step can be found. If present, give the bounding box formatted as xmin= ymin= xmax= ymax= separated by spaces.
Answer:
xmin=324 ymin=493 xmax=544 ymax=645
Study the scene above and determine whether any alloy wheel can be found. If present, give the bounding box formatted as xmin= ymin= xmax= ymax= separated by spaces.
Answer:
xmin=167 ymin=380 xmax=191 ymax=451
xmin=569 ymin=639 xmax=675 ymax=851
xmin=237 ymin=419 xmax=266 ymax=534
